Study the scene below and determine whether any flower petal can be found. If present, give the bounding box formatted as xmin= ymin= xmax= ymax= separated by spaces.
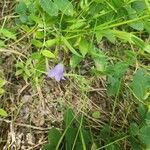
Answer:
xmin=48 ymin=63 xmax=65 ymax=82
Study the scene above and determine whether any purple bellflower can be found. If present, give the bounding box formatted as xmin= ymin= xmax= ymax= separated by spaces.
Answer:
xmin=48 ymin=63 xmax=65 ymax=82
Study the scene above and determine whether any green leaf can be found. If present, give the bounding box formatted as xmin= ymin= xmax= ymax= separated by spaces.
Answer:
xmin=94 ymin=56 xmax=108 ymax=73
xmin=107 ymin=62 xmax=129 ymax=96
xmin=54 ymin=0 xmax=74 ymax=16
xmin=132 ymin=0 xmax=146 ymax=13
xmin=61 ymin=36 xmax=82 ymax=57
xmin=0 ymin=79 xmax=6 ymax=87
xmin=31 ymin=39 xmax=43 ymax=48
xmin=91 ymin=143 xmax=97 ymax=150
xmin=15 ymin=69 xmax=23 ymax=76
xmin=0 ymin=88 xmax=5 ymax=95
xmin=92 ymin=111 xmax=101 ymax=119
xmin=41 ymin=50 xmax=55 ymax=58
xmin=0 ymin=108 xmax=8 ymax=117
xmin=79 ymin=38 xmax=89 ymax=57
xmin=100 ymin=125 xmax=111 ymax=140
xmin=64 ymin=108 xmax=79 ymax=150
xmin=45 ymin=39 xmax=57 ymax=48
xmin=39 ymin=0 xmax=58 ymax=16
xmin=145 ymin=112 xmax=150 ymax=125
xmin=125 ymin=5 xmax=144 ymax=31
xmin=0 ymin=40 xmax=6 ymax=48
xmin=130 ymin=123 xmax=139 ymax=136
xmin=139 ymin=125 xmax=150 ymax=145
xmin=0 ymin=29 xmax=16 ymax=40
xmin=48 ymin=127 xmax=62 ymax=146
xmin=15 ymin=0 xmax=27 ymax=15
xmin=70 ymin=55 xmax=82 ymax=68
xmin=42 ymin=144 xmax=55 ymax=150
xmin=69 ymin=20 xmax=86 ymax=30
xmin=130 ymin=68 xmax=150 ymax=101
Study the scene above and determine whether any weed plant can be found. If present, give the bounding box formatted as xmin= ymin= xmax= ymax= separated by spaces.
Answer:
xmin=0 ymin=0 xmax=150 ymax=149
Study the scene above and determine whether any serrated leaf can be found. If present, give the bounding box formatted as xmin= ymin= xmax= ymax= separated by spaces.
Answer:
xmin=40 ymin=0 xmax=58 ymax=16
xmin=41 ymin=50 xmax=55 ymax=58
xmin=54 ymin=0 xmax=74 ymax=16
xmin=0 ymin=108 xmax=8 ymax=117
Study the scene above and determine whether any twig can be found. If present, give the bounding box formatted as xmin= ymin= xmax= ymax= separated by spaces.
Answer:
xmin=0 ymin=118 xmax=52 ymax=131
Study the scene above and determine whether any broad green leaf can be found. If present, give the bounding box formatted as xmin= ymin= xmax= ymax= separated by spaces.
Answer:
xmin=39 ymin=0 xmax=58 ymax=16
xmin=130 ymin=68 xmax=150 ymax=101
xmin=54 ymin=0 xmax=74 ymax=16
xmin=139 ymin=125 xmax=150 ymax=145
xmin=31 ymin=39 xmax=43 ymax=48
xmin=41 ymin=50 xmax=55 ymax=58
xmin=0 ymin=108 xmax=8 ymax=117
xmin=79 ymin=38 xmax=89 ymax=57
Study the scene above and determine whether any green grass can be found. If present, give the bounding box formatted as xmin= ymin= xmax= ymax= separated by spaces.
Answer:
xmin=0 ymin=0 xmax=150 ymax=149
